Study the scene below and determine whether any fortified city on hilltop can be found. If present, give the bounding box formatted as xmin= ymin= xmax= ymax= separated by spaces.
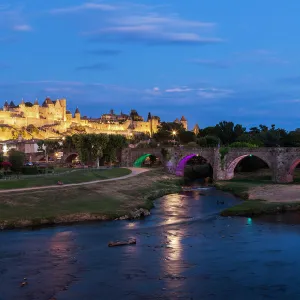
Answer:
xmin=0 ymin=97 xmax=188 ymax=141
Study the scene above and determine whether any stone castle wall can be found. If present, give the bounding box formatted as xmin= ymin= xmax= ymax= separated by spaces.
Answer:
xmin=0 ymin=98 xmax=165 ymax=141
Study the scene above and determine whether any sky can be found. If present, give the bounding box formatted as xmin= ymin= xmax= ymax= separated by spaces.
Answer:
xmin=1 ymin=1 xmax=300 ymax=130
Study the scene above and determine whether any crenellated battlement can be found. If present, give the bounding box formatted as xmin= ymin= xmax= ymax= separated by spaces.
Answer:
xmin=0 ymin=98 xmax=186 ymax=141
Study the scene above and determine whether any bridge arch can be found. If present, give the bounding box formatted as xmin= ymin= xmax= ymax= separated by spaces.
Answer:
xmin=226 ymin=154 xmax=271 ymax=180
xmin=175 ymin=153 xmax=212 ymax=176
xmin=64 ymin=153 xmax=79 ymax=164
xmin=133 ymin=153 xmax=161 ymax=167
xmin=287 ymin=158 xmax=300 ymax=182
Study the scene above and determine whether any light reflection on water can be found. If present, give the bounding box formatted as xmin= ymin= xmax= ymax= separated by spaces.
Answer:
xmin=2 ymin=189 xmax=300 ymax=299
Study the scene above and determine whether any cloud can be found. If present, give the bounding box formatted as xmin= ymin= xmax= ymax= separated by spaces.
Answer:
xmin=234 ymin=49 xmax=289 ymax=65
xmin=190 ymin=49 xmax=288 ymax=70
xmin=76 ymin=63 xmax=112 ymax=71
xmin=165 ymin=87 xmax=192 ymax=93
xmin=50 ymin=2 xmax=116 ymax=14
xmin=274 ymin=98 xmax=300 ymax=104
xmin=86 ymin=49 xmax=122 ymax=56
xmin=13 ymin=24 xmax=32 ymax=31
xmin=145 ymin=87 xmax=161 ymax=95
xmin=75 ymin=3 xmax=223 ymax=45
xmin=0 ymin=5 xmax=32 ymax=32
xmin=189 ymin=59 xmax=230 ymax=69
xmin=197 ymin=88 xmax=234 ymax=99
xmin=87 ymin=27 xmax=223 ymax=45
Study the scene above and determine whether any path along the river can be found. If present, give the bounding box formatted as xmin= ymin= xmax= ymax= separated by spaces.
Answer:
xmin=1 ymin=188 xmax=300 ymax=300
xmin=0 ymin=167 xmax=149 ymax=194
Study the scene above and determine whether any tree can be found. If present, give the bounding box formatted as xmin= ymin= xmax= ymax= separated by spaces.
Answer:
xmin=63 ymin=135 xmax=75 ymax=152
xmin=178 ymin=131 xmax=196 ymax=144
xmin=37 ymin=140 xmax=61 ymax=162
xmin=26 ymin=124 xmax=39 ymax=134
xmin=283 ymin=131 xmax=300 ymax=147
xmin=103 ymin=134 xmax=127 ymax=164
xmin=215 ymin=121 xmax=245 ymax=145
xmin=204 ymin=135 xmax=220 ymax=147
xmin=72 ymin=134 xmax=109 ymax=166
xmin=153 ymin=122 xmax=184 ymax=143
xmin=199 ymin=126 xmax=218 ymax=137
xmin=8 ymin=149 xmax=25 ymax=173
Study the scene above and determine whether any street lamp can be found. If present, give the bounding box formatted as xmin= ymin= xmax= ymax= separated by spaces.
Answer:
xmin=172 ymin=130 xmax=177 ymax=145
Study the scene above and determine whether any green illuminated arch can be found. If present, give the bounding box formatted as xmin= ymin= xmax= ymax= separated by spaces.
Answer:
xmin=133 ymin=154 xmax=152 ymax=167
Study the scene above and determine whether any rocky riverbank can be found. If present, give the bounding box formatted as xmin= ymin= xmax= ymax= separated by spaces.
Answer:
xmin=0 ymin=168 xmax=183 ymax=230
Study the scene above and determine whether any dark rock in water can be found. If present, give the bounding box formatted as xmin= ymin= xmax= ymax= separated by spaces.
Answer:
xmin=108 ymin=239 xmax=136 ymax=247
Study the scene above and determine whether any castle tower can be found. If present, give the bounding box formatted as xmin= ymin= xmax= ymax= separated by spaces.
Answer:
xmin=193 ymin=124 xmax=200 ymax=136
xmin=180 ymin=116 xmax=188 ymax=130
xmin=3 ymin=101 xmax=9 ymax=111
xmin=147 ymin=112 xmax=153 ymax=136
xmin=74 ymin=107 xmax=81 ymax=121
xmin=19 ymin=98 xmax=25 ymax=114
xmin=59 ymin=98 xmax=67 ymax=121
xmin=34 ymin=98 xmax=40 ymax=118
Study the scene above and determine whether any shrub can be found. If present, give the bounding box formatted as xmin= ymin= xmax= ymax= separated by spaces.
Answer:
xmin=8 ymin=150 xmax=25 ymax=172
xmin=229 ymin=142 xmax=259 ymax=148
xmin=186 ymin=141 xmax=199 ymax=148
xmin=205 ymin=135 xmax=220 ymax=147
xmin=197 ymin=137 xmax=207 ymax=147
xmin=22 ymin=166 xmax=39 ymax=175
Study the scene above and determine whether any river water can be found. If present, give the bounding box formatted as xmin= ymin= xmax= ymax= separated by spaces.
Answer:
xmin=1 ymin=189 xmax=300 ymax=300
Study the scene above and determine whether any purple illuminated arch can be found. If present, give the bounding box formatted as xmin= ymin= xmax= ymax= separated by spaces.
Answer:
xmin=175 ymin=154 xmax=196 ymax=176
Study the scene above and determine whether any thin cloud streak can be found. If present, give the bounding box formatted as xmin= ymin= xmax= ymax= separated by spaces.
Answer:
xmin=13 ymin=24 xmax=32 ymax=31
xmin=76 ymin=2 xmax=223 ymax=45
xmin=76 ymin=63 xmax=112 ymax=71
xmin=49 ymin=2 xmax=116 ymax=14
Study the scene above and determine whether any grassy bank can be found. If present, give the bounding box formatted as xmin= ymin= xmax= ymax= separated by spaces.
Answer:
xmin=0 ymin=169 xmax=182 ymax=229
xmin=0 ymin=168 xmax=132 ymax=189
xmin=216 ymin=178 xmax=300 ymax=217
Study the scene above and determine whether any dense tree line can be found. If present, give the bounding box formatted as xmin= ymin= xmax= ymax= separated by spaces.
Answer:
xmin=38 ymin=134 xmax=127 ymax=166
xmin=153 ymin=121 xmax=300 ymax=147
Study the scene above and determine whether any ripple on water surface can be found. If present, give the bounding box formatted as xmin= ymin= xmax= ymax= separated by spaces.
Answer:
xmin=1 ymin=189 xmax=300 ymax=299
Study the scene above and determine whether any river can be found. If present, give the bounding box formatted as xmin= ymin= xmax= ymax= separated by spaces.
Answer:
xmin=1 ymin=189 xmax=300 ymax=299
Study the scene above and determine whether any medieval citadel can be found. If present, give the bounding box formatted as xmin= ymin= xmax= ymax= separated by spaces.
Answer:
xmin=0 ymin=98 xmax=188 ymax=141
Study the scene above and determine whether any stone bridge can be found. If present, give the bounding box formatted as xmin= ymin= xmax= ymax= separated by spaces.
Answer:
xmin=121 ymin=146 xmax=300 ymax=183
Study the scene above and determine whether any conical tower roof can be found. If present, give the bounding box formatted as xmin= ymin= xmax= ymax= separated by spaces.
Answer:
xmin=180 ymin=115 xmax=187 ymax=121
xmin=34 ymin=98 xmax=39 ymax=105
xmin=75 ymin=107 xmax=80 ymax=114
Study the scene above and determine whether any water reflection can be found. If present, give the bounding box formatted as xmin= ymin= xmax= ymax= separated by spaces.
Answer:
xmin=5 ymin=189 xmax=300 ymax=299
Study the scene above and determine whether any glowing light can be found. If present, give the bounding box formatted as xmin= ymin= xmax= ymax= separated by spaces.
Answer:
xmin=249 ymin=154 xmax=253 ymax=157
xmin=175 ymin=154 xmax=196 ymax=176
xmin=247 ymin=217 xmax=252 ymax=225
xmin=133 ymin=154 xmax=151 ymax=167
xmin=172 ymin=130 xmax=177 ymax=135
xmin=3 ymin=144 xmax=8 ymax=154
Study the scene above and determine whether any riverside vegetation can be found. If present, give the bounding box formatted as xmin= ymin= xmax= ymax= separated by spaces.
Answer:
xmin=0 ymin=169 xmax=182 ymax=230
xmin=217 ymin=170 xmax=300 ymax=217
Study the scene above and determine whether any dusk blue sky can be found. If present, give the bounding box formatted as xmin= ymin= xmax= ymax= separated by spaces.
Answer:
xmin=1 ymin=1 xmax=300 ymax=130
